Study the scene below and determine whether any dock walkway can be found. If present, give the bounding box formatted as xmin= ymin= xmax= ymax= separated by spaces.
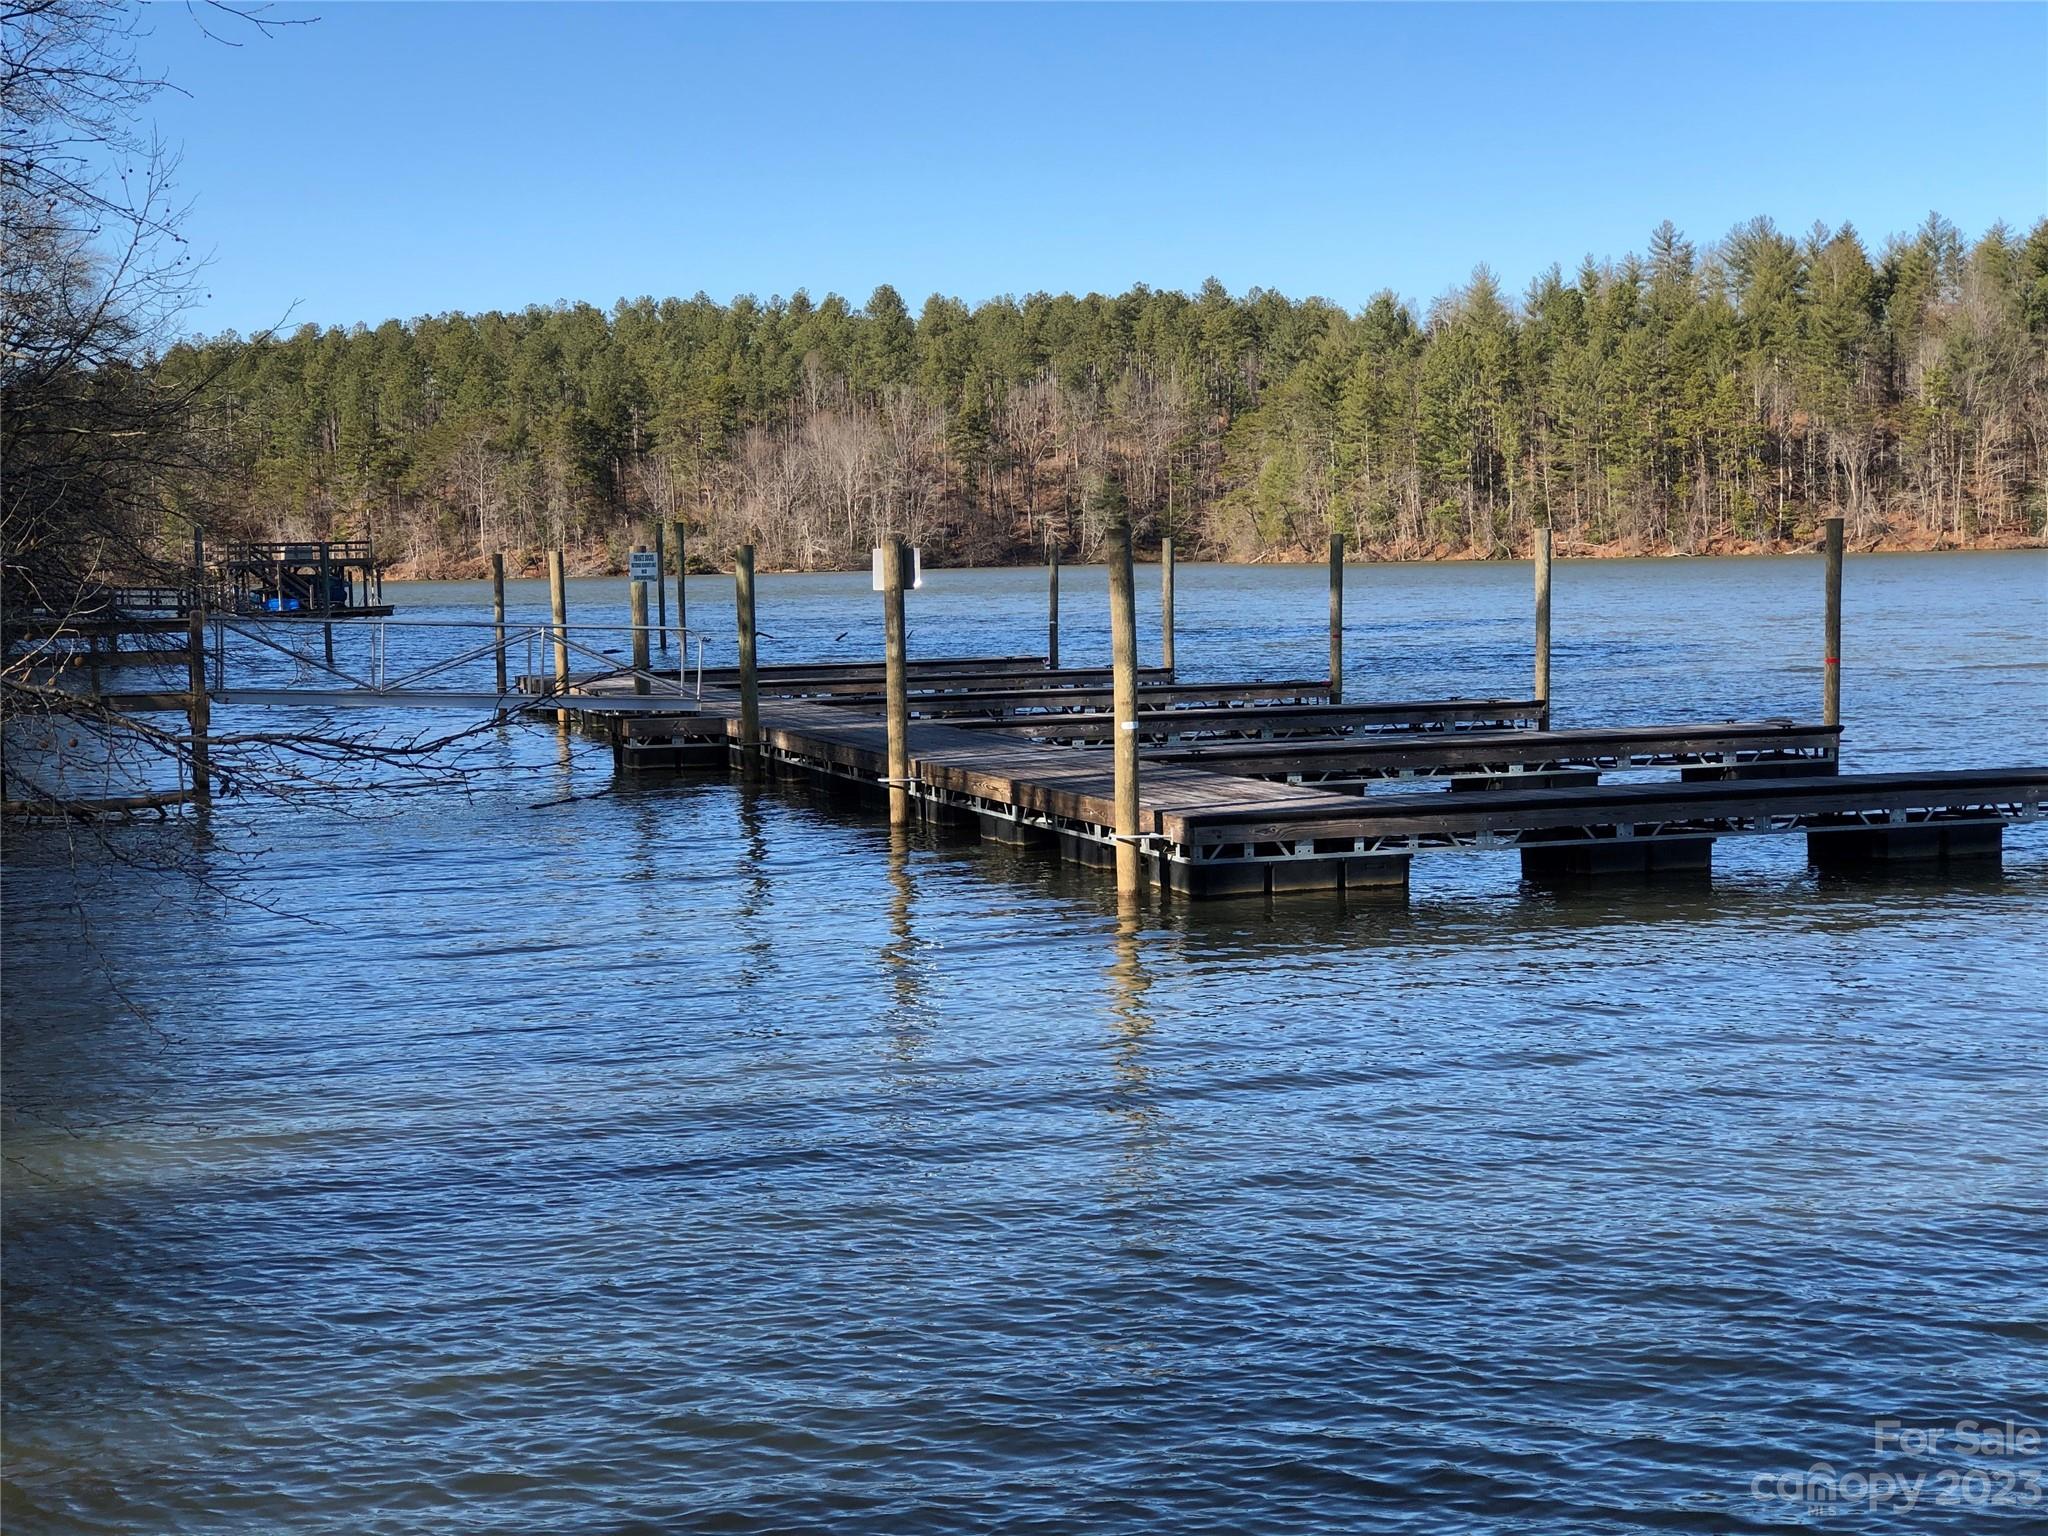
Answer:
xmin=560 ymin=666 xmax=2041 ymax=897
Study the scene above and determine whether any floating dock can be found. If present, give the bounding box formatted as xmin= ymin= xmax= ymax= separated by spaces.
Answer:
xmin=545 ymin=664 xmax=2041 ymax=897
xmin=49 ymin=518 xmax=2042 ymax=898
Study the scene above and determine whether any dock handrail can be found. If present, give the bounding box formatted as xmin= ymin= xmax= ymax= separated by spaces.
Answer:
xmin=204 ymin=613 xmax=708 ymax=703
xmin=220 ymin=539 xmax=378 ymax=563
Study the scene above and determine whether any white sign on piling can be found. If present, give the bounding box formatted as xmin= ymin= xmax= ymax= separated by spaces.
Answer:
xmin=628 ymin=550 xmax=660 ymax=583
xmin=871 ymin=546 xmax=923 ymax=592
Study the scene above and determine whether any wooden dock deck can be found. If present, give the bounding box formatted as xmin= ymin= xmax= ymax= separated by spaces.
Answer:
xmin=70 ymin=518 xmax=2039 ymax=895
xmin=899 ymin=678 xmax=1328 ymax=715
xmin=563 ymin=667 xmax=2040 ymax=897
xmin=63 ymin=588 xmax=2040 ymax=896
xmin=1146 ymin=721 xmax=1842 ymax=784
xmin=953 ymin=697 xmax=1550 ymax=742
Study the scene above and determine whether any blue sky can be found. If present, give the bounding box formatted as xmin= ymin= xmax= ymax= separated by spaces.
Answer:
xmin=139 ymin=2 xmax=2048 ymax=337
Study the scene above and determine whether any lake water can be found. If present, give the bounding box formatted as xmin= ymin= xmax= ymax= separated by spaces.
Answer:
xmin=5 ymin=552 xmax=2045 ymax=1532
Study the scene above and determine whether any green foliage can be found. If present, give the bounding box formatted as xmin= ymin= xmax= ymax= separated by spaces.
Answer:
xmin=162 ymin=215 xmax=2047 ymax=571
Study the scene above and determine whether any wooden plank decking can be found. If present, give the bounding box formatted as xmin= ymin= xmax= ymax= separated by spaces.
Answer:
xmin=808 ymin=678 xmax=1335 ymax=717
xmin=1149 ymin=721 xmax=1842 ymax=781
xmin=948 ymin=697 xmax=1548 ymax=741
xmin=585 ymin=672 xmax=2040 ymax=896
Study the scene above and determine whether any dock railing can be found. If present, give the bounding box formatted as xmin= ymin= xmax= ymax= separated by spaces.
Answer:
xmin=201 ymin=614 xmax=708 ymax=705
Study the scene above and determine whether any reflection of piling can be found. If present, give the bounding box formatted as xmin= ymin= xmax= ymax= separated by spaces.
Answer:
xmin=317 ymin=544 xmax=335 ymax=668
xmin=1107 ymin=905 xmax=1153 ymax=1059
xmin=1105 ymin=901 xmax=1155 ymax=1179
xmin=1823 ymin=515 xmax=1843 ymax=728
xmin=735 ymin=544 xmax=760 ymax=775
xmin=1160 ymin=534 xmax=1176 ymax=673
xmin=884 ymin=825 xmax=921 ymax=1021
xmin=1328 ymin=531 xmax=1344 ymax=705
xmin=490 ymin=552 xmax=508 ymax=693
xmin=186 ymin=607 xmax=210 ymax=809
xmin=882 ymin=536 xmax=911 ymax=826
xmin=1110 ymin=905 xmax=1149 ymax=1021
xmin=1533 ymin=526 xmax=1552 ymax=722
xmin=1047 ymin=546 xmax=1061 ymax=669
xmin=629 ymin=546 xmax=651 ymax=695
xmin=1107 ymin=524 xmax=1141 ymax=899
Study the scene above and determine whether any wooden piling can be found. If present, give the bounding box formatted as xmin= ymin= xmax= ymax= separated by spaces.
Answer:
xmin=1328 ymin=531 xmax=1345 ymax=706
xmin=1161 ymin=534 xmax=1176 ymax=673
xmin=629 ymin=545 xmax=651 ymax=695
xmin=673 ymin=520 xmax=688 ymax=648
xmin=547 ymin=549 xmax=570 ymax=695
xmin=1047 ymin=546 xmax=1061 ymax=670
xmin=882 ymin=536 xmax=911 ymax=826
xmin=1823 ymin=515 xmax=1842 ymax=728
xmin=1533 ymin=526 xmax=1552 ymax=721
xmin=186 ymin=607 xmax=210 ymax=809
xmin=317 ymin=543 xmax=335 ymax=668
xmin=490 ymin=551 xmax=508 ymax=694
xmin=736 ymin=544 xmax=760 ymax=774
xmin=652 ymin=524 xmax=668 ymax=653
xmin=1108 ymin=524 xmax=1141 ymax=898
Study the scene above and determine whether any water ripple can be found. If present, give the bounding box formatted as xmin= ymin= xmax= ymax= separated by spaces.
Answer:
xmin=6 ymin=554 xmax=2046 ymax=1533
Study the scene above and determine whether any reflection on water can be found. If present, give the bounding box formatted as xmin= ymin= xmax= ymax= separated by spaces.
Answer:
xmin=3 ymin=553 xmax=2045 ymax=1535
xmin=1104 ymin=901 xmax=1167 ymax=1207
xmin=733 ymin=782 xmax=776 ymax=993
xmin=881 ymin=826 xmax=931 ymax=1062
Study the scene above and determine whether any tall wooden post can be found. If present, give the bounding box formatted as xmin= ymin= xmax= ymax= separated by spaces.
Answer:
xmin=1328 ymin=531 xmax=1345 ymax=706
xmin=1160 ymin=534 xmax=1176 ymax=674
xmin=547 ymin=549 xmax=570 ymax=695
xmin=317 ymin=543 xmax=335 ymax=668
xmin=490 ymin=551 xmax=508 ymax=694
xmin=653 ymin=523 xmax=668 ymax=653
xmin=1108 ymin=524 xmax=1141 ymax=899
xmin=882 ymin=536 xmax=911 ymax=827
xmin=1823 ymin=515 xmax=1843 ymax=728
xmin=1047 ymin=546 xmax=1061 ymax=670
xmin=186 ymin=607 xmax=210 ymax=810
xmin=673 ymin=519 xmax=688 ymax=649
xmin=1533 ymin=526 xmax=1552 ymax=722
xmin=735 ymin=544 xmax=760 ymax=774
xmin=629 ymin=545 xmax=651 ymax=696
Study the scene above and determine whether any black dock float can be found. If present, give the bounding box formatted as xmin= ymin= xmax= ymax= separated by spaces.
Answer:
xmin=1155 ymin=767 xmax=2044 ymax=892
xmin=593 ymin=682 xmax=2041 ymax=897
xmin=517 ymin=635 xmax=2041 ymax=898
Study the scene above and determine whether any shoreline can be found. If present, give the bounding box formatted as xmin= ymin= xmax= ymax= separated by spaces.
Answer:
xmin=385 ymin=528 xmax=2045 ymax=582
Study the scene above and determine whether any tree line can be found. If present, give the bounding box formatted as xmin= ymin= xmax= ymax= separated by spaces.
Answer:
xmin=161 ymin=214 xmax=2048 ymax=574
